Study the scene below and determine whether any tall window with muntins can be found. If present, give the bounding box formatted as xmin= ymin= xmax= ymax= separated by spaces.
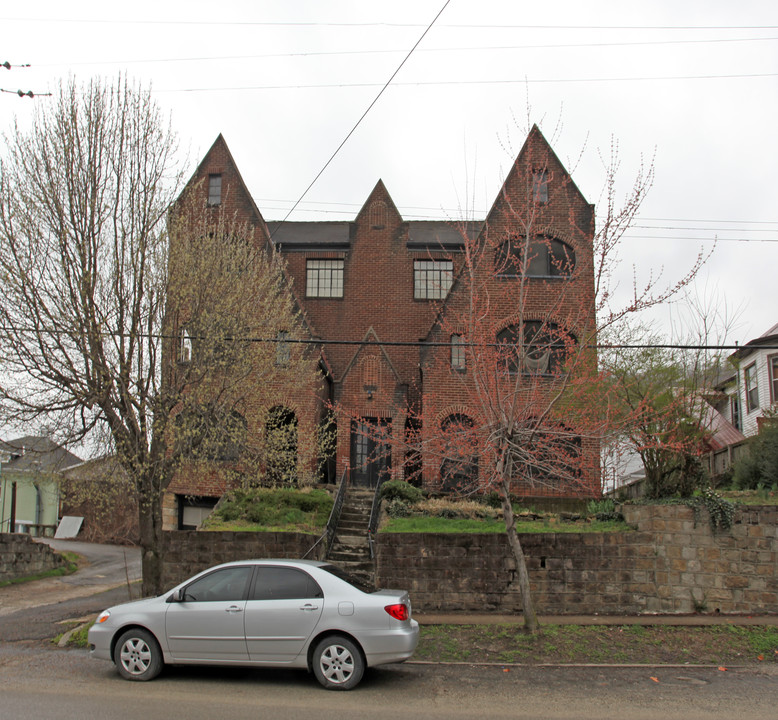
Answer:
xmin=179 ymin=327 xmax=192 ymax=363
xmin=207 ymin=174 xmax=222 ymax=206
xmin=414 ymin=259 xmax=453 ymax=299
xmin=745 ymin=363 xmax=759 ymax=411
xmin=730 ymin=395 xmax=742 ymax=431
xmin=275 ymin=330 xmax=290 ymax=367
xmin=450 ymin=334 xmax=466 ymax=371
xmin=496 ymin=236 xmax=575 ymax=278
xmin=306 ymin=259 xmax=344 ymax=297
xmin=497 ymin=321 xmax=572 ymax=375
xmin=770 ymin=355 xmax=778 ymax=403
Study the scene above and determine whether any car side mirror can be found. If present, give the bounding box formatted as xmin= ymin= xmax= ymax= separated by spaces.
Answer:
xmin=167 ymin=589 xmax=184 ymax=603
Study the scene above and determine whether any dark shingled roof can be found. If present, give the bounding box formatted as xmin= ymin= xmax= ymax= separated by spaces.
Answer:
xmin=0 ymin=435 xmax=82 ymax=473
xmin=266 ymin=219 xmax=483 ymax=251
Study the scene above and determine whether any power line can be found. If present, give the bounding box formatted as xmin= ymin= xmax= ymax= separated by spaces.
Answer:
xmin=271 ymin=0 xmax=452 ymax=233
xmin=3 ymin=17 xmax=778 ymax=30
xmin=30 ymin=35 xmax=778 ymax=68
xmin=1 ymin=324 xmax=775 ymax=352
xmin=156 ymin=71 xmax=778 ymax=94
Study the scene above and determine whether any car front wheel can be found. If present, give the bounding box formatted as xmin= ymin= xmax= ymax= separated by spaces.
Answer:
xmin=113 ymin=628 xmax=163 ymax=681
xmin=312 ymin=635 xmax=364 ymax=690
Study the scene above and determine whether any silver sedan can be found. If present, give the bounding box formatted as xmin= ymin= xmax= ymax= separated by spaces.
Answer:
xmin=88 ymin=559 xmax=419 ymax=690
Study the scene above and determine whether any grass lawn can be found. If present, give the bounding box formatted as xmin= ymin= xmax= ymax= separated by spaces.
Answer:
xmin=381 ymin=515 xmax=632 ymax=534
xmin=416 ymin=624 xmax=778 ymax=665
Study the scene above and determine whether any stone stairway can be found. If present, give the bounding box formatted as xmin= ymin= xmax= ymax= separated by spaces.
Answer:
xmin=326 ymin=489 xmax=376 ymax=588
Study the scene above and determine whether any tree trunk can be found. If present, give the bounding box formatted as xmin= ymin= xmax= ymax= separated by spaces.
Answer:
xmin=501 ymin=477 xmax=540 ymax=634
xmin=137 ymin=475 xmax=166 ymax=597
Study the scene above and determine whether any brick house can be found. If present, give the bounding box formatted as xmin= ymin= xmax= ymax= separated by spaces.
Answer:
xmin=164 ymin=125 xmax=599 ymax=526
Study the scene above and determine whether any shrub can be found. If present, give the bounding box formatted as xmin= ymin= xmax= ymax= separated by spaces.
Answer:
xmin=733 ymin=423 xmax=778 ymax=490
xmin=380 ymin=480 xmax=423 ymax=505
xmin=386 ymin=499 xmax=411 ymax=518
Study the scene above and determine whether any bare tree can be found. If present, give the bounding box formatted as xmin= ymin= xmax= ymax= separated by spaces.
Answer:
xmin=0 ymin=78 xmax=319 ymax=593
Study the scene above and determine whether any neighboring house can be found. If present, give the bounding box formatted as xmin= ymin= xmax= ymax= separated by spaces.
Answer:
xmin=0 ymin=436 xmax=82 ymax=536
xmin=706 ymin=322 xmax=778 ymax=476
xmin=60 ymin=455 xmax=140 ymax=545
xmin=164 ymin=125 xmax=599 ymax=526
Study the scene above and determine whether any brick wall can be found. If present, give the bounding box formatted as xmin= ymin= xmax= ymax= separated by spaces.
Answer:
xmin=0 ymin=533 xmax=67 ymax=583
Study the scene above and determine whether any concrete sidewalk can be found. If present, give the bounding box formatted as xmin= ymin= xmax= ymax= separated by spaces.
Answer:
xmin=416 ymin=613 xmax=778 ymax=626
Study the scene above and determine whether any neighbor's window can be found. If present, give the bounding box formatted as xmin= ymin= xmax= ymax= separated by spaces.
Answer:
xmin=532 ymin=168 xmax=549 ymax=203
xmin=208 ymin=174 xmax=222 ymax=206
xmin=414 ymin=260 xmax=453 ymax=299
xmin=306 ymin=259 xmax=344 ymax=298
xmin=451 ymin=334 xmax=466 ymax=371
xmin=745 ymin=363 xmax=759 ymax=412
xmin=730 ymin=395 xmax=742 ymax=431
xmin=496 ymin=236 xmax=575 ymax=278
xmin=770 ymin=355 xmax=778 ymax=403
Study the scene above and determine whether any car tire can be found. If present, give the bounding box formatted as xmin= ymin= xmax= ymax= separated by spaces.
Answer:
xmin=312 ymin=635 xmax=365 ymax=690
xmin=113 ymin=628 xmax=163 ymax=681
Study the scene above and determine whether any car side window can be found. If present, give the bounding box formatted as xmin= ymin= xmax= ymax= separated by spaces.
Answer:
xmin=250 ymin=567 xmax=323 ymax=601
xmin=182 ymin=566 xmax=253 ymax=602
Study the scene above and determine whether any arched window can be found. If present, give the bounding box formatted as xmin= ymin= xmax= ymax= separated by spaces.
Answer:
xmin=496 ymin=321 xmax=574 ymax=375
xmin=495 ymin=235 xmax=575 ymax=278
xmin=439 ymin=414 xmax=479 ymax=493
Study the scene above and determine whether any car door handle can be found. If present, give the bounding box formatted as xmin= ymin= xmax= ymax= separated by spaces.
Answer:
xmin=300 ymin=604 xmax=319 ymax=612
xmin=225 ymin=605 xmax=243 ymax=613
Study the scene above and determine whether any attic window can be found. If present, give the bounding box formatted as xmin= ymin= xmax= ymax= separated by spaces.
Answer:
xmin=532 ymin=169 xmax=548 ymax=203
xmin=208 ymin=174 xmax=222 ymax=206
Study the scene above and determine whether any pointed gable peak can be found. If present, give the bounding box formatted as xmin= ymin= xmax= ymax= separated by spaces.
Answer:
xmin=356 ymin=179 xmax=402 ymax=227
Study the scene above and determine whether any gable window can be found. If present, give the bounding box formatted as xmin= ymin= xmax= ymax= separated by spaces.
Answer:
xmin=451 ymin=334 xmax=466 ymax=371
xmin=208 ymin=174 xmax=222 ymax=206
xmin=744 ymin=363 xmax=759 ymax=412
xmin=414 ymin=259 xmax=453 ymax=299
xmin=306 ymin=259 xmax=344 ymax=298
xmin=275 ymin=330 xmax=290 ymax=367
xmin=179 ymin=327 xmax=193 ymax=364
xmin=496 ymin=236 xmax=575 ymax=278
xmin=770 ymin=355 xmax=778 ymax=403
xmin=532 ymin=168 xmax=549 ymax=203
xmin=497 ymin=321 xmax=573 ymax=375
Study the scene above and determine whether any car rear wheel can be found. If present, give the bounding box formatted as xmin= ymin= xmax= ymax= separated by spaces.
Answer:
xmin=312 ymin=635 xmax=364 ymax=690
xmin=114 ymin=628 xmax=163 ymax=681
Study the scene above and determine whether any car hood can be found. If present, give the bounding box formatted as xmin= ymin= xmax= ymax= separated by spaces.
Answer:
xmin=106 ymin=594 xmax=166 ymax=614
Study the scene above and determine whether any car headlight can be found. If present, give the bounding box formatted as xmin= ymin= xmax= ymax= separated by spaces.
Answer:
xmin=95 ymin=610 xmax=111 ymax=624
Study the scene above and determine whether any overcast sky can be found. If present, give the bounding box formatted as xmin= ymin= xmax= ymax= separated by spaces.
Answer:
xmin=2 ymin=0 xmax=777 ymax=344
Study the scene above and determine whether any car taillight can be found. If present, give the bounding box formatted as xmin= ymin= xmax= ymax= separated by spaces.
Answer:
xmin=385 ymin=603 xmax=409 ymax=621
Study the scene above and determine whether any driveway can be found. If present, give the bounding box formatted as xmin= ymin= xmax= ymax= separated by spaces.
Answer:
xmin=0 ymin=538 xmax=142 ymax=629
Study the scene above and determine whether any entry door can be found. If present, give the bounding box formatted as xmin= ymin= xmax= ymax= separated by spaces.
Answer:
xmin=350 ymin=418 xmax=391 ymax=489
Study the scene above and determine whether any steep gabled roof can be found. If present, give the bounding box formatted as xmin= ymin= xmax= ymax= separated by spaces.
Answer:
xmin=0 ymin=436 xmax=82 ymax=474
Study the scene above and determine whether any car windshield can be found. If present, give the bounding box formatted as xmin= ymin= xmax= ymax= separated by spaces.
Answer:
xmin=319 ymin=564 xmax=376 ymax=594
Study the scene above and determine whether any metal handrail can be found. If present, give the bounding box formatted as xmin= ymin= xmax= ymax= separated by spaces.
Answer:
xmin=302 ymin=469 xmax=348 ymax=560
xmin=325 ymin=469 xmax=349 ymax=558
xmin=367 ymin=476 xmax=388 ymax=560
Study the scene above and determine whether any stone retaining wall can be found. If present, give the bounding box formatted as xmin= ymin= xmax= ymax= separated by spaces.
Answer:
xmin=0 ymin=533 xmax=67 ymax=583
xmin=160 ymin=531 xmax=322 ymax=589
xmin=157 ymin=505 xmax=778 ymax=616
xmin=376 ymin=504 xmax=778 ymax=614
